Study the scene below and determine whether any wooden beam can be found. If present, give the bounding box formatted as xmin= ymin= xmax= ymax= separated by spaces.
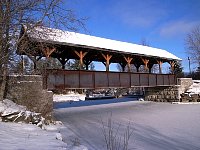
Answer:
xmin=36 ymin=56 xmax=42 ymax=61
xmin=102 ymin=53 xmax=112 ymax=71
xmin=74 ymin=50 xmax=88 ymax=69
xmin=124 ymin=56 xmax=133 ymax=72
xmin=119 ymin=62 xmax=126 ymax=72
xmin=134 ymin=63 xmax=141 ymax=72
xmin=156 ymin=60 xmax=163 ymax=74
xmin=102 ymin=62 xmax=106 ymax=66
xmin=42 ymin=47 xmax=56 ymax=58
xmin=141 ymin=57 xmax=149 ymax=72
xmin=169 ymin=61 xmax=175 ymax=74
xmin=57 ymin=57 xmax=69 ymax=69
xmin=84 ymin=59 xmax=92 ymax=70
xmin=148 ymin=63 xmax=154 ymax=73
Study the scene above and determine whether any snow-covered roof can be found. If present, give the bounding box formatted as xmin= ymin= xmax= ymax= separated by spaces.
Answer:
xmin=27 ymin=26 xmax=181 ymax=61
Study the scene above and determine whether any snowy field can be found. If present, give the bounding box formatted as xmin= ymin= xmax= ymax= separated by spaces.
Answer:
xmin=54 ymin=99 xmax=200 ymax=150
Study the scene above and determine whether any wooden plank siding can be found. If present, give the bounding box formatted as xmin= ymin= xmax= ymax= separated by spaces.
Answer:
xmin=43 ymin=69 xmax=176 ymax=90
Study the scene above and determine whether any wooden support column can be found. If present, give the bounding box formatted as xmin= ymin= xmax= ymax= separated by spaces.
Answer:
xmin=141 ymin=57 xmax=149 ymax=72
xmin=27 ymin=56 xmax=42 ymax=70
xmin=74 ymin=50 xmax=88 ymax=70
xmin=57 ymin=57 xmax=69 ymax=69
xmin=169 ymin=61 xmax=175 ymax=74
xmin=42 ymin=47 xmax=56 ymax=58
xmin=34 ymin=56 xmax=42 ymax=70
xmin=148 ymin=63 xmax=154 ymax=73
xmin=32 ymin=56 xmax=37 ymax=70
xmin=134 ymin=63 xmax=141 ymax=72
xmin=156 ymin=60 xmax=163 ymax=74
xmin=41 ymin=47 xmax=56 ymax=69
xmin=102 ymin=53 xmax=112 ymax=71
xmin=84 ymin=60 xmax=92 ymax=70
xmin=119 ymin=62 xmax=126 ymax=72
xmin=124 ymin=56 xmax=133 ymax=72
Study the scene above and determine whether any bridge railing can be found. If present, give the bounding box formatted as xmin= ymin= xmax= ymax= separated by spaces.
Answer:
xmin=43 ymin=69 xmax=176 ymax=90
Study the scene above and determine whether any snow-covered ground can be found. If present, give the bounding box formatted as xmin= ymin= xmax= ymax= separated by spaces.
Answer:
xmin=53 ymin=94 xmax=86 ymax=102
xmin=0 ymin=122 xmax=67 ymax=150
xmin=1 ymin=80 xmax=199 ymax=150
xmin=0 ymin=121 xmax=88 ymax=150
xmin=186 ymin=80 xmax=200 ymax=95
xmin=0 ymin=99 xmax=45 ymax=126
xmin=0 ymin=99 xmax=88 ymax=150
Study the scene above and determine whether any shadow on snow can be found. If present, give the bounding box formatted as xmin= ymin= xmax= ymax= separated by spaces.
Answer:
xmin=53 ymin=96 xmax=140 ymax=109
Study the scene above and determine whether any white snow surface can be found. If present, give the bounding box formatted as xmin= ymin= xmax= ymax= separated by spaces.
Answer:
xmin=0 ymin=121 xmax=88 ymax=150
xmin=0 ymin=99 xmax=26 ymax=116
xmin=0 ymin=122 xmax=68 ymax=150
xmin=0 ymin=99 xmax=44 ymax=125
xmin=186 ymin=80 xmax=200 ymax=95
xmin=0 ymin=100 xmax=88 ymax=150
xmin=27 ymin=26 xmax=181 ymax=61
xmin=53 ymin=94 xmax=86 ymax=102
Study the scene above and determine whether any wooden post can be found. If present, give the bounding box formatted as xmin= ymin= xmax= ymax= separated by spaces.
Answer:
xmin=169 ymin=61 xmax=175 ymax=74
xmin=21 ymin=55 xmax=24 ymax=74
xmin=42 ymin=47 xmax=56 ymax=58
xmin=119 ymin=62 xmax=126 ymax=72
xmin=74 ymin=50 xmax=88 ymax=69
xmin=148 ymin=63 xmax=154 ymax=73
xmin=27 ymin=56 xmax=42 ymax=71
xmin=84 ymin=60 xmax=92 ymax=70
xmin=102 ymin=53 xmax=112 ymax=71
xmin=141 ymin=57 xmax=149 ymax=72
xmin=134 ymin=63 xmax=141 ymax=72
xmin=156 ymin=60 xmax=163 ymax=74
xmin=57 ymin=57 xmax=69 ymax=69
xmin=41 ymin=47 xmax=56 ymax=70
xmin=124 ymin=56 xmax=133 ymax=72
xmin=33 ymin=58 xmax=36 ymax=70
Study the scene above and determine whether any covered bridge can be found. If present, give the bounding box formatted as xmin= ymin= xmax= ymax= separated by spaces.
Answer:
xmin=18 ymin=25 xmax=181 ymax=89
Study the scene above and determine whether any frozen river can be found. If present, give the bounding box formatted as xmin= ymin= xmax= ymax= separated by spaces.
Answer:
xmin=54 ymin=98 xmax=200 ymax=150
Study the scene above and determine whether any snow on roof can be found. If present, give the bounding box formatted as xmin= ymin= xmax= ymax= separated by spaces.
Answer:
xmin=27 ymin=26 xmax=181 ymax=61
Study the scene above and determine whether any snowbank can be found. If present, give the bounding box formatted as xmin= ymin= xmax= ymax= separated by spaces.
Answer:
xmin=0 ymin=100 xmax=88 ymax=150
xmin=0 ymin=99 xmax=45 ymax=127
xmin=0 ymin=122 xmax=67 ymax=150
xmin=0 ymin=121 xmax=88 ymax=150
xmin=186 ymin=80 xmax=200 ymax=95
xmin=53 ymin=94 xmax=86 ymax=102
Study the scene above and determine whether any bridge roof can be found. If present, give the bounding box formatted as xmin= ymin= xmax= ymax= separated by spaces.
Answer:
xmin=24 ymin=26 xmax=181 ymax=61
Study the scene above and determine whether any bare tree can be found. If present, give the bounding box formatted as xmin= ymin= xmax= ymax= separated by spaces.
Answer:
xmin=140 ymin=37 xmax=149 ymax=46
xmin=185 ymin=25 xmax=200 ymax=66
xmin=0 ymin=0 xmax=85 ymax=101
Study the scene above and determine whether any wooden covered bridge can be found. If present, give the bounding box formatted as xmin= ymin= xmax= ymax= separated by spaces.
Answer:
xmin=18 ymin=25 xmax=181 ymax=90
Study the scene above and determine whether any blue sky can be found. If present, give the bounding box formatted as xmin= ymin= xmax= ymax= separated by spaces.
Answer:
xmin=66 ymin=0 xmax=200 ymax=72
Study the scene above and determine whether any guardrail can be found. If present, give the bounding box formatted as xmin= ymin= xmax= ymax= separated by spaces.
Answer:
xmin=43 ymin=69 xmax=176 ymax=90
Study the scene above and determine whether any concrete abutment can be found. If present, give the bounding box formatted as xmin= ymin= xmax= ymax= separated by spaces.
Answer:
xmin=144 ymin=78 xmax=193 ymax=102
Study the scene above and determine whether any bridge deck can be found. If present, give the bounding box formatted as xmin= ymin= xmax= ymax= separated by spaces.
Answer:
xmin=43 ymin=69 xmax=176 ymax=90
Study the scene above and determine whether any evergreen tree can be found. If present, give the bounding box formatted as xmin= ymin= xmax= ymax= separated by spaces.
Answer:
xmin=173 ymin=61 xmax=184 ymax=78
